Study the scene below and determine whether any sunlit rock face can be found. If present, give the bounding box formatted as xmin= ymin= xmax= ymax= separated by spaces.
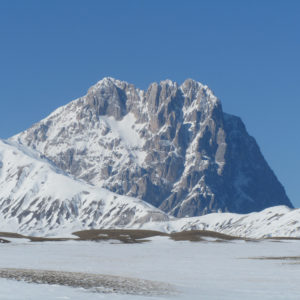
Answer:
xmin=11 ymin=77 xmax=293 ymax=217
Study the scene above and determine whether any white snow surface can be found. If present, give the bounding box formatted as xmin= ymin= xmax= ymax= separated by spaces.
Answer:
xmin=0 ymin=139 xmax=169 ymax=237
xmin=0 ymin=139 xmax=299 ymax=238
xmin=1 ymin=238 xmax=300 ymax=299
xmin=139 ymin=205 xmax=300 ymax=238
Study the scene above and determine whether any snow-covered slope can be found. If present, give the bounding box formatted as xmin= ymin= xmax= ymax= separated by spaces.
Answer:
xmin=139 ymin=205 xmax=300 ymax=238
xmin=11 ymin=77 xmax=292 ymax=217
xmin=0 ymin=138 xmax=298 ymax=238
xmin=0 ymin=140 xmax=169 ymax=236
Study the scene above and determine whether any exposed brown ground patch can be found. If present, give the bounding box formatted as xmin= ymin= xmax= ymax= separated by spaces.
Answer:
xmin=72 ymin=229 xmax=168 ymax=243
xmin=0 ymin=232 xmax=25 ymax=239
xmin=266 ymin=237 xmax=300 ymax=241
xmin=169 ymin=230 xmax=245 ymax=242
xmin=0 ymin=232 xmax=71 ymax=242
xmin=73 ymin=229 xmax=245 ymax=243
xmin=248 ymin=256 xmax=300 ymax=261
xmin=1 ymin=229 xmax=294 ymax=244
xmin=0 ymin=238 xmax=10 ymax=243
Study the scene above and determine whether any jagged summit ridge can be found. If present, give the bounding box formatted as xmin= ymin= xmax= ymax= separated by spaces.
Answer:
xmin=11 ymin=77 xmax=293 ymax=217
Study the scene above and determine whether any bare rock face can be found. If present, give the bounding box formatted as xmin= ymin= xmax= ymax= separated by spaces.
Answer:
xmin=11 ymin=77 xmax=293 ymax=217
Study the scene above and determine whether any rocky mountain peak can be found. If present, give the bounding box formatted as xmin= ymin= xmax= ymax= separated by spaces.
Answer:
xmin=88 ymin=76 xmax=131 ymax=92
xmin=11 ymin=77 xmax=293 ymax=217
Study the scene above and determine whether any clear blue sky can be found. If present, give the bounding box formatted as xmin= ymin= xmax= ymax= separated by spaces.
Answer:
xmin=0 ymin=0 xmax=299 ymax=207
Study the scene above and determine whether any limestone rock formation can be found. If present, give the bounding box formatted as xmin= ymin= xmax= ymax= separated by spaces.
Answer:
xmin=11 ymin=77 xmax=293 ymax=217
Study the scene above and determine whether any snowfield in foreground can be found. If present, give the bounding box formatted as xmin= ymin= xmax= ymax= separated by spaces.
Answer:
xmin=0 ymin=237 xmax=300 ymax=299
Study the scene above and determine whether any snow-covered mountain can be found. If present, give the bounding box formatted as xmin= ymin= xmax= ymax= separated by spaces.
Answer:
xmin=0 ymin=139 xmax=169 ymax=236
xmin=11 ymin=77 xmax=293 ymax=217
xmin=140 ymin=205 xmax=300 ymax=239
xmin=0 ymin=138 xmax=298 ymax=238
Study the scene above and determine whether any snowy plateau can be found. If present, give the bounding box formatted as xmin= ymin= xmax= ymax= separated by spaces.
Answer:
xmin=1 ymin=237 xmax=300 ymax=300
xmin=0 ymin=77 xmax=299 ymax=299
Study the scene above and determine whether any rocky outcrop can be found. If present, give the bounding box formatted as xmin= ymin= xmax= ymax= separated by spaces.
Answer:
xmin=11 ymin=77 xmax=293 ymax=217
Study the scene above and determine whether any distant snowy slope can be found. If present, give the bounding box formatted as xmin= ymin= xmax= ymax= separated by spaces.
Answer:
xmin=139 ymin=205 xmax=300 ymax=238
xmin=0 ymin=140 xmax=169 ymax=236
